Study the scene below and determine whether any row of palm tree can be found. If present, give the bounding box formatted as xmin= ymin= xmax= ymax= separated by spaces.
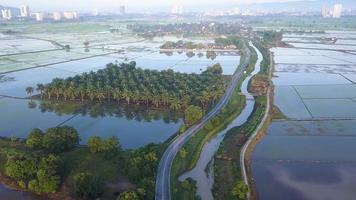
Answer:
xmin=30 ymin=61 xmax=226 ymax=110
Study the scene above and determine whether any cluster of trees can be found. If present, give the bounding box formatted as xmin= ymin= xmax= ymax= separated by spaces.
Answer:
xmin=124 ymin=144 xmax=164 ymax=200
xmin=31 ymin=62 xmax=226 ymax=110
xmin=26 ymin=126 xmax=80 ymax=153
xmin=160 ymin=40 xmax=206 ymax=49
xmin=1 ymin=126 xmax=80 ymax=195
xmin=257 ymin=31 xmax=283 ymax=45
xmin=214 ymin=36 xmax=244 ymax=49
xmin=4 ymin=153 xmax=61 ymax=194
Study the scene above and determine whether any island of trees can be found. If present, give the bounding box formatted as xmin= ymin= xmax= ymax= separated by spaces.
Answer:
xmin=30 ymin=61 xmax=226 ymax=111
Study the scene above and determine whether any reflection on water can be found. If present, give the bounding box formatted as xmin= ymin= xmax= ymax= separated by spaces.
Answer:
xmin=0 ymin=98 xmax=182 ymax=149
xmin=253 ymin=161 xmax=356 ymax=200
xmin=252 ymin=120 xmax=356 ymax=200
xmin=0 ymin=184 xmax=39 ymax=200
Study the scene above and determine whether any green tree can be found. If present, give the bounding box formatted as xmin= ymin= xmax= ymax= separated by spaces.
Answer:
xmin=232 ymin=181 xmax=249 ymax=200
xmin=72 ymin=172 xmax=103 ymax=199
xmin=25 ymin=86 xmax=34 ymax=97
xmin=42 ymin=126 xmax=79 ymax=153
xmin=117 ymin=191 xmax=140 ymax=200
xmin=184 ymin=105 xmax=203 ymax=127
xmin=26 ymin=128 xmax=44 ymax=149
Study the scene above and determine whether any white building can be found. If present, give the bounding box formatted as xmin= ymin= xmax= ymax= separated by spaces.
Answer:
xmin=53 ymin=12 xmax=62 ymax=21
xmin=33 ymin=12 xmax=44 ymax=21
xmin=333 ymin=4 xmax=343 ymax=18
xmin=92 ymin=8 xmax=99 ymax=16
xmin=20 ymin=5 xmax=30 ymax=17
xmin=63 ymin=11 xmax=78 ymax=19
xmin=1 ymin=9 xmax=12 ymax=20
xmin=322 ymin=5 xmax=330 ymax=18
xmin=119 ymin=6 xmax=126 ymax=15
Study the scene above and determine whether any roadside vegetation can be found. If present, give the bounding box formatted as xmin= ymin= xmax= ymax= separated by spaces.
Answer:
xmin=30 ymin=62 xmax=226 ymax=111
xmin=213 ymin=38 xmax=273 ymax=200
xmin=0 ymin=126 xmax=166 ymax=200
xmin=170 ymin=39 xmax=257 ymax=200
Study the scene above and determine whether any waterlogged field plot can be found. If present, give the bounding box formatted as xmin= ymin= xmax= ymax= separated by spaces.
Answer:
xmin=275 ymin=64 xmax=356 ymax=74
xmin=0 ymin=48 xmax=117 ymax=74
xmin=253 ymin=120 xmax=356 ymax=162
xmin=290 ymin=43 xmax=356 ymax=52
xmin=272 ymin=34 xmax=356 ymax=119
xmin=274 ymin=86 xmax=311 ymax=119
xmin=273 ymin=72 xmax=351 ymax=86
xmin=304 ymin=99 xmax=356 ymax=118
xmin=0 ymin=98 xmax=182 ymax=149
xmin=0 ymin=38 xmax=59 ymax=55
xmin=295 ymin=84 xmax=356 ymax=99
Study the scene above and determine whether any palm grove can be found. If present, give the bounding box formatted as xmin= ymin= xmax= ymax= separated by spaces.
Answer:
xmin=28 ymin=61 xmax=226 ymax=111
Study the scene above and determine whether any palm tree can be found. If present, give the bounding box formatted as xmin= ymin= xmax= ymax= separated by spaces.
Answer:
xmin=36 ymin=84 xmax=44 ymax=99
xmin=25 ymin=87 xmax=34 ymax=98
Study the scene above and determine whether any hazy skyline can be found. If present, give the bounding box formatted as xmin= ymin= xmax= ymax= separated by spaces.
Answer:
xmin=1 ymin=0 xmax=356 ymax=13
xmin=1 ymin=0 xmax=315 ymax=12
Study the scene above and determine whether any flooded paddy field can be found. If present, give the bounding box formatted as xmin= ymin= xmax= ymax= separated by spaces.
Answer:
xmin=253 ymin=120 xmax=356 ymax=200
xmin=0 ymin=22 xmax=240 ymax=150
xmin=252 ymin=30 xmax=356 ymax=200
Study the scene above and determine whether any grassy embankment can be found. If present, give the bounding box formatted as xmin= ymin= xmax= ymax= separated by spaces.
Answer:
xmin=212 ymin=40 xmax=271 ymax=200
xmin=170 ymin=41 xmax=258 ymax=200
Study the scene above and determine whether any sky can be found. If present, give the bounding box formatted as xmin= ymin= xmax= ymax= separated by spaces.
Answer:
xmin=1 ymin=0 xmax=355 ymax=13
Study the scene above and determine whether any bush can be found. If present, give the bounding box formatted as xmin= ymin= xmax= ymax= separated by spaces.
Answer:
xmin=72 ymin=172 xmax=103 ymax=199
xmin=42 ymin=126 xmax=79 ymax=153
xmin=117 ymin=191 xmax=140 ymax=200
xmin=87 ymin=136 xmax=121 ymax=158
xmin=4 ymin=153 xmax=61 ymax=194
xmin=184 ymin=105 xmax=203 ymax=127
xmin=26 ymin=128 xmax=44 ymax=149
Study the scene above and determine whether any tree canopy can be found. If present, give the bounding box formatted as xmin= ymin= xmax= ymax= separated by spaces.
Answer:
xmin=184 ymin=105 xmax=203 ymax=127
xmin=35 ymin=62 xmax=226 ymax=110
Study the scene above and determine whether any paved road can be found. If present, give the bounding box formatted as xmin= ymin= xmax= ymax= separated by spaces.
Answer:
xmin=155 ymin=42 xmax=252 ymax=200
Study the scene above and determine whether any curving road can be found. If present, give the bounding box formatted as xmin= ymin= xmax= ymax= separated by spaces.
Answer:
xmin=155 ymin=42 xmax=252 ymax=200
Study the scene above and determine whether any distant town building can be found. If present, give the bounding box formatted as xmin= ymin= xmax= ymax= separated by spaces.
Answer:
xmin=33 ymin=12 xmax=44 ymax=21
xmin=20 ymin=5 xmax=30 ymax=17
xmin=322 ymin=5 xmax=330 ymax=18
xmin=53 ymin=12 xmax=62 ymax=21
xmin=333 ymin=4 xmax=343 ymax=18
xmin=119 ymin=6 xmax=126 ymax=15
xmin=92 ymin=8 xmax=99 ymax=16
xmin=171 ymin=4 xmax=183 ymax=15
xmin=1 ymin=9 xmax=12 ymax=20
xmin=63 ymin=11 xmax=78 ymax=19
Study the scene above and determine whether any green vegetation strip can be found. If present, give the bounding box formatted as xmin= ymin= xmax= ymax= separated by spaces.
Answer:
xmin=213 ymin=40 xmax=271 ymax=200
xmin=170 ymin=42 xmax=258 ymax=200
